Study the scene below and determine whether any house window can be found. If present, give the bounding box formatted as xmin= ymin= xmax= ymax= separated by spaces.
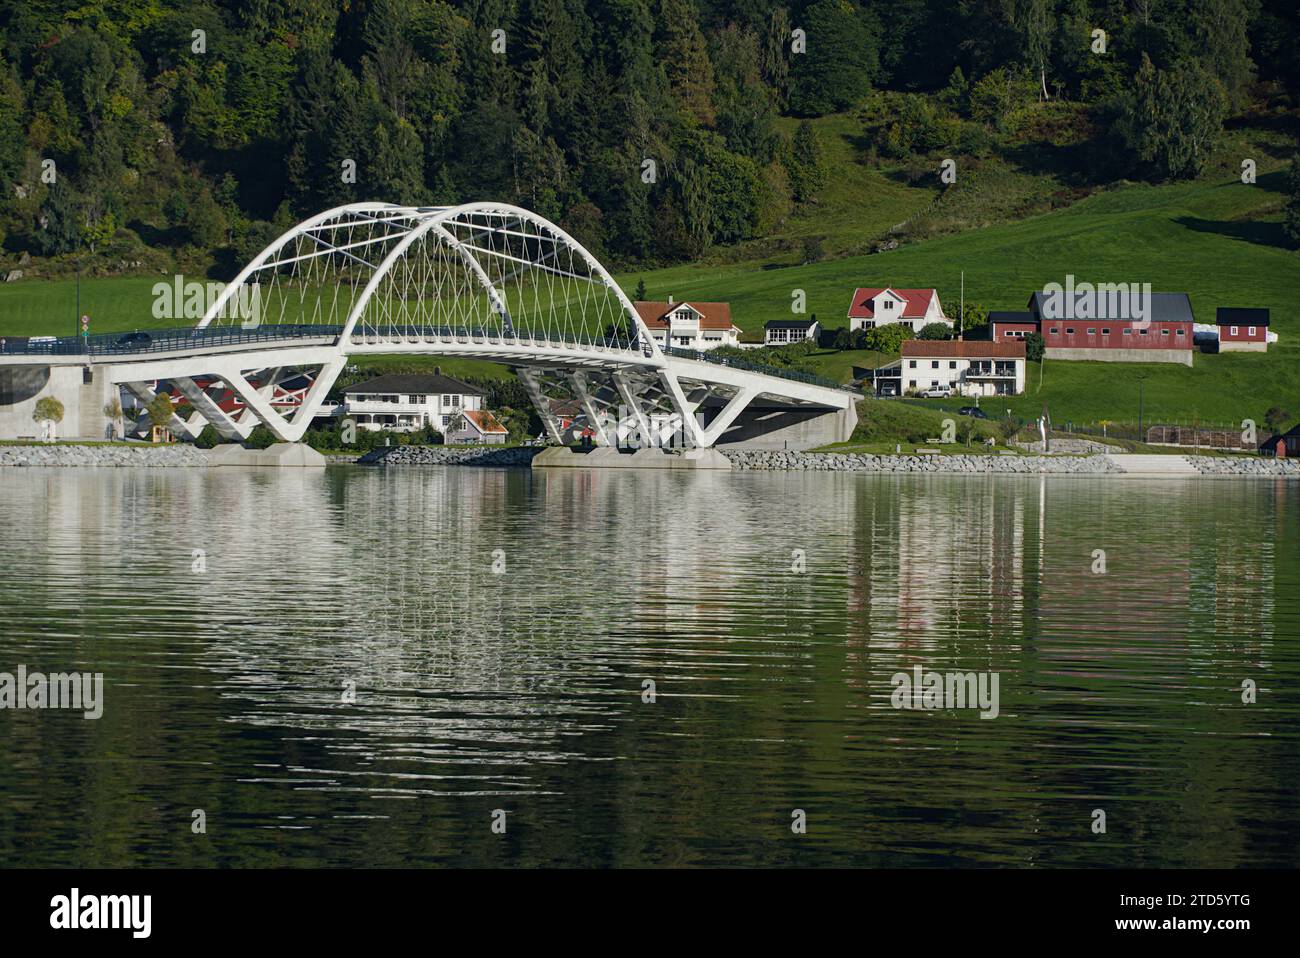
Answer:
xmin=1248 ymin=326 xmax=1256 ymax=336
xmin=1101 ymin=328 xmax=1110 ymax=335
xmin=442 ymin=395 xmax=452 ymax=408
xmin=1087 ymin=328 xmax=1096 ymax=335
xmin=1230 ymin=326 xmax=1238 ymax=335
xmin=931 ymin=361 xmax=939 ymax=369
xmin=1049 ymin=327 xmax=1059 ymax=334
xmin=908 ymin=360 xmax=917 ymax=368
xmin=1176 ymin=329 xmax=1185 ymax=336
xmin=409 ymin=395 xmax=425 ymax=405
xmin=1161 ymin=329 xmax=1170 ymax=336
xmin=949 ymin=361 xmax=957 ymax=369
xmin=908 ymin=380 xmax=917 ymax=388
xmin=1139 ymin=329 xmax=1149 ymax=335
xmin=1065 ymin=327 xmax=1074 ymax=334
xmin=1123 ymin=329 xmax=1132 ymax=335
xmin=441 ymin=415 xmax=450 ymax=427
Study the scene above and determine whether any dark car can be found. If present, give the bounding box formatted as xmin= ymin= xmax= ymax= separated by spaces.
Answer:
xmin=959 ymin=406 xmax=990 ymax=419
xmin=114 ymin=332 xmax=153 ymax=349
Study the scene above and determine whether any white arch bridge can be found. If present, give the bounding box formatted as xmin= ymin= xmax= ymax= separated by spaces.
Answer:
xmin=5 ymin=202 xmax=857 ymax=449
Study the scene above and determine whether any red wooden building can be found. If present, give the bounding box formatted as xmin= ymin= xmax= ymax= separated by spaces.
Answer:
xmin=1027 ymin=291 xmax=1195 ymax=366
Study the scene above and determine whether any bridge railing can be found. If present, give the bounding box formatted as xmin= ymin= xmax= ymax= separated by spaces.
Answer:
xmin=0 ymin=324 xmax=345 ymax=358
xmin=664 ymin=346 xmax=860 ymax=393
xmin=353 ymin=324 xmax=652 ymax=356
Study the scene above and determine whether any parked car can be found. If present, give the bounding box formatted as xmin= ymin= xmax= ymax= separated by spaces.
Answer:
xmin=959 ymin=406 xmax=990 ymax=419
xmin=114 ymin=331 xmax=152 ymax=349
xmin=919 ymin=386 xmax=952 ymax=398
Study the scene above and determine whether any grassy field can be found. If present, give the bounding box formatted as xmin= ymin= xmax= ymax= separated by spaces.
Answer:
xmin=2 ymin=135 xmax=1296 ymax=428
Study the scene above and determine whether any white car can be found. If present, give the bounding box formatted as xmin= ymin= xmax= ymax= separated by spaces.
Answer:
xmin=919 ymin=386 xmax=952 ymax=398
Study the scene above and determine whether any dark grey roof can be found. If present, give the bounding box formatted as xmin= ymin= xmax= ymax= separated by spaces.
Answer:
xmin=765 ymin=319 xmax=818 ymax=329
xmin=1216 ymin=307 xmax=1270 ymax=327
xmin=1027 ymin=291 xmax=1194 ymax=323
xmin=987 ymin=311 xmax=1036 ymax=324
xmin=342 ymin=372 xmax=484 ymax=395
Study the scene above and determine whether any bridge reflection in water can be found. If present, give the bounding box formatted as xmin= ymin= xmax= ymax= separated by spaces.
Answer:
xmin=0 ymin=467 xmax=1295 ymax=866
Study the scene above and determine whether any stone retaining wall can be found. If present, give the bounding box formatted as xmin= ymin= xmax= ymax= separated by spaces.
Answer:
xmin=721 ymin=449 xmax=1121 ymax=473
xmin=0 ymin=443 xmax=210 ymax=467
xmin=358 ymin=445 xmax=541 ymax=467
xmin=1187 ymin=456 xmax=1300 ymax=476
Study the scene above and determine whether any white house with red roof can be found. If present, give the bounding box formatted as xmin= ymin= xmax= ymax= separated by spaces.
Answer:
xmin=847 ymin=287 xmax=951 ymax=334
xmin=634 ymin=298 xmax=742 ymax=350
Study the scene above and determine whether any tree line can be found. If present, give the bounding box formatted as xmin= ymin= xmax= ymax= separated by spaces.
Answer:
xmin=0 ymin=0 xmax=1296 ymax=278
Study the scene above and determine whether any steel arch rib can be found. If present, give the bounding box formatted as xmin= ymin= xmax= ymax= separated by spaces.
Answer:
xmin=193 ymin=202 xmax=431 ymax=330
xmin=195 ymin=200 xmax=662 ymax=367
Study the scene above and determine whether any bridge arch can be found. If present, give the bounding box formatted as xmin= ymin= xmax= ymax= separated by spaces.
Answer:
xmin=196 ymin=201 xmax=662 ymax=362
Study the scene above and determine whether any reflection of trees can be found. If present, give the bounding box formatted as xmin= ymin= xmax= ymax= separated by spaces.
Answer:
xmin=1 ymin=467 xmax=1293 ymax=866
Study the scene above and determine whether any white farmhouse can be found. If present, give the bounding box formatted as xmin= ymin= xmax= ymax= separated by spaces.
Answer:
xmin=635 ymin=299 xmax=742 ymax=350
xmin=847 ymin=287 xmax=951 ymax=334
xmin=873 ymin=341 xmax=1027 ymax=397
xmin=339 ymin=370 xmax=486 ymax=433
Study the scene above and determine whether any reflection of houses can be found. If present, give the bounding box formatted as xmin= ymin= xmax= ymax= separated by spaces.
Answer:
xmin=634 ymin=299 xmax=741 ymax=350
xmin=847 ymin=287 xmax=950 ymax=333
xmin=339 ymin=371 xmax=485 ymax=433
xmin=873 ymin=340 xmax=1026 ymax=396
xmin=764 ymin=318 xmax=819 ymax=345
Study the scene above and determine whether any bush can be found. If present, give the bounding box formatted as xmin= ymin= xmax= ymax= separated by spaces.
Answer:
xmin=194 ymin=424 xmax=220 ymax=448
xmin=918 ymin=322 xmax=952 ymax=340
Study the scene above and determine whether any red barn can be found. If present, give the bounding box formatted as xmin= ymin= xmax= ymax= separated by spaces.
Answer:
xmin=1028 ymin=291 xmax=1195 ymax=366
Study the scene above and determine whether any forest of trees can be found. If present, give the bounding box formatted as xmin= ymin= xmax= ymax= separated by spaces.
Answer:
xmin=0 ymin=0 xmax=1296 ymax=277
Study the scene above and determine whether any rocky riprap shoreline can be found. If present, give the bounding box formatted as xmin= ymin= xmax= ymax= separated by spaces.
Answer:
xmin=0 ymin=443 xmax=210 ymax=467
xmin=358 ymin=445 xmax=541 ymax=467
xmin=721 ymin=449 xmax=1121 ymax=473
xmin=1187 ymin=455 xmax=1300 ymax=476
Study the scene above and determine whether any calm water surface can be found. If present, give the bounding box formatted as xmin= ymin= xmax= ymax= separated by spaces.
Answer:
xmin=1 ymin=465 xmax=1297 ymax=867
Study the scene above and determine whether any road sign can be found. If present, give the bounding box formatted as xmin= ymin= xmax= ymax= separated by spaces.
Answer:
xmin=80 ymin=314 xmax=90 ymax=335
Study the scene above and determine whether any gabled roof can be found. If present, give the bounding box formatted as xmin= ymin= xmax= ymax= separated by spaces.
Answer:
xmin=1027 ymin=291 xmax=1194 ymax=324
xmin=765 ymin=319 xmax=818 ymax=330
xmin=635 ymin=301 xmax=736 ymax=330
xmin=848 ymin=287 xmax=936 ymax=319
xmin=902 ymin=340 xmax=1026 ymax=358
xmin=460 ymin=409 xmax=508 ymax=435
xmin=987 ymin=311 xmax=1037 ymax=325
xmin=1216 ymin=307 xmax=1270 ymax=327
xmin=342 ymin=372 xmax=484 ymax=395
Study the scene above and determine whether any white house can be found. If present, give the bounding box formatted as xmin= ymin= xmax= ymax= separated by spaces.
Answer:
xmin=764 ymin=318 xmax=820 ymax=345
xmin=635 ymin=299 xmax=742 ymax=350
xmin=338 ymin=370 xmax=486 ymax=432
xmin=847 ymin=287 xmax=951 ymax=333
xmin=874 ymin=340 xmax=1026 ymax=397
